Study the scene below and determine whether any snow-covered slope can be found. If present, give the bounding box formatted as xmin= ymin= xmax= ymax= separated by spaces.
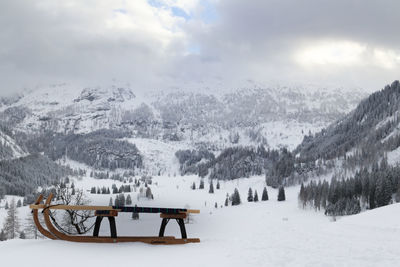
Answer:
xmin=0 ymin=130 xmax=26 ymax=160
xmin=0 ymin=82 xmax=366 ymax=152
xmin=297 ymin=80 xmax=400 ymax=165
xmin=0 ymin=175 xmax=399 ymax=267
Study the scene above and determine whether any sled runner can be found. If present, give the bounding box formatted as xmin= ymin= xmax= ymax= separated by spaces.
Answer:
xmin=29 ymin=193 xmax=200 ymax=244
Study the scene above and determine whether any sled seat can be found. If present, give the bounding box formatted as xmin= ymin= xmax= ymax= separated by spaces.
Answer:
xmin=95 ymin=210 xmax=118 ymax=216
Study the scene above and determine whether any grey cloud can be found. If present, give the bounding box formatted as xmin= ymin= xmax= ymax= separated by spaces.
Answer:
xmin=0 ymin=0 xmax=399 ymax=96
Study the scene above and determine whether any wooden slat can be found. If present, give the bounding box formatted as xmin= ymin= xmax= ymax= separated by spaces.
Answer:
xmin=184 ymin=209 xmax=200 ymax=214
xmin=30 ymin=204 xmax=200 ymax=214
xmin=160 ymin=213 xmax=187 ymax=219
xmin=94 ymin=210 xmax=118 ymax=217
xmin=30 ymin=204 xmax=119 ymax=211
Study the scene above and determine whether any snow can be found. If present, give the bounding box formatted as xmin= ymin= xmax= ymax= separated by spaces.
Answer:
xmin=1 ymin=174 xmax=400 ymax=267
xmin=124 ymin=138 xmax=189 ymax=175
xmin=0 ymin=131 xmax=27 ymax=159
xmin=387 ymin=146 xmax=400 ymax=165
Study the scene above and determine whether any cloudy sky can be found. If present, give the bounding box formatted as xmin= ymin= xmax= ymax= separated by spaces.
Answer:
xmin=1 ymin=0 xmax=399 ymax=95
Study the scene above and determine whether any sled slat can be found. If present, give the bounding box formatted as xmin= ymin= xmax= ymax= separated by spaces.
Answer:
xmin=29 ymin=204 xmax=119 ymax=211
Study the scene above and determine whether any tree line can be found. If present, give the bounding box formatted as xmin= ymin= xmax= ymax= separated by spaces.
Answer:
xmin=299 ymin=158 xmax=400 ymax=216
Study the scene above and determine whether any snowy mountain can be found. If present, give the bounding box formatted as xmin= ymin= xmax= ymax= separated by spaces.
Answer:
xmin=297 ymin=80 xmax=400 ymax=166
xmin=0 ymin=82 xmax=369 ymax=198
xmin=0 ymin=82 xmax=365 ymax=151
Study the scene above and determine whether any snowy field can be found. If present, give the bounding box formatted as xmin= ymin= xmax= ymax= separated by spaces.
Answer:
xmin=1 ymin=175 xmax=400 ymax=267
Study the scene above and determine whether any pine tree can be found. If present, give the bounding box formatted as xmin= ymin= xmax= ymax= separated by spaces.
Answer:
xmin=232 ymin=188 xmax=241 ymax=206
xmin=19 ymin=231 xmax=26 ymax=239
xmin=146 ymin=187 xmax=153 ymax=199
xmin=191 ymin=182 xmax=196 ymax=190
xmin=0 ymin=229 xmax=6 ymax=241
xmin=2 ymin=198 xmax=20 ymax=239
xmin=17 ymin=199 xmax=22 ymax=208
xmin=262 ymin=187 xmax=269 ymax=201
xmin=71 ymin=187 xmax=76 ymax=195
xmin=209 ymin=181 xmax=214 ymax=194
xmin=119 ymin=194 xmax=126 ymax=206
xmin=254 ymin=190 xmax=259 ymax=202
xmin=126 ymin=195 xmax=132 ymax=205
xmin=215 ymin=202 xmax=218 ymax=208
xmin=112 ymin=186 xmax=118 ymax=194
xmin=5 ymin=201 xmax=9 ymax=209
xmin=375 ymin=176 xmax=392 ymax=207
xmin=199 ymin=179 xmax=204 ymax=189
xmin=277 ymin=186 xmax=286 ymax=201
xmin=247 ymin=188 xmax=253 ymax=202
xmin=132 ymin=205 xmax=139 ymax=220
xmin=216 ymin=181 xmax=220 ymax=190
xmin=224 ymin=197 xmax=229 ymax=206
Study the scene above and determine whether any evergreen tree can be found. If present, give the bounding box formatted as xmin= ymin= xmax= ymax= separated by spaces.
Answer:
xmin=199 ymin=179 xmax=204 ymax=189
xmin=247 ymin=188 xmax=253 ymax=202
xmin=132 ymin=205 xmax=139 ymax=220
xmin=17 ymin=199 xmax=22 ymax=208
xmin=224 ymin=197 xmax=229 ymax=206
xmin=119 ymin=194 xmax=126 ymax=206
xmin=146 ymin=187 xmax=153 ymax=199
xmin=216 ymin=181 xmax=220 ymax=190
xmin=106 ymin=188 xmax=110 ymax=194
xmin=5 ymin=201 xmax=9 ymax=209
xmin=375 ymin=176 xmax=392 ymax=207
xmin=209 ymin=181 xmax=214 ymax=194
xmin=191 ymin=182 xmax=196 ymax=190
xmin=299 ymin=183 xmax=305 ymax=207
xmin=114 ymin=194 xmax=126 ymax=206
xmin=71 ymin=187 xmax=76 ymax=195
xmin=112 ymin=185 xmax=118 ymax=194
xmin=277 ymin=186 xmax=286 ymax=201
xmin=262 ymin=187 xmax=269 ymax=201
xmin=254 ymin=190 xmax=259 ymax=202
xmin=19 ymin=231 xmax=26 ymax=239
xmin=90 ymin=187 xmax=96 ymax=194
xmin=126 ymin=194 xmax=132 ymax=205
xmin=2 ymin=198 xmax=20 ymax=239
xmin=232 ymin=188 xmax=241 ymax=206
xmin=0 ymin=230 xmax=6 ymax=241
xmin=215 ymin=202 xmax=218 ymax=208
xmin=109 ymin=197 xmax=113 ymax=206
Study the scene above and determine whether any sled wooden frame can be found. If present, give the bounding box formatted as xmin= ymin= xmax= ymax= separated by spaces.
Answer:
xmin=30 ymin=193 xmax=200 ymax=244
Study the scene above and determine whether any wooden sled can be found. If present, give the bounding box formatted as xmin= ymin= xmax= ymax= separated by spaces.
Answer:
xmin=30 ymin=193 xmax=200 ymax=244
